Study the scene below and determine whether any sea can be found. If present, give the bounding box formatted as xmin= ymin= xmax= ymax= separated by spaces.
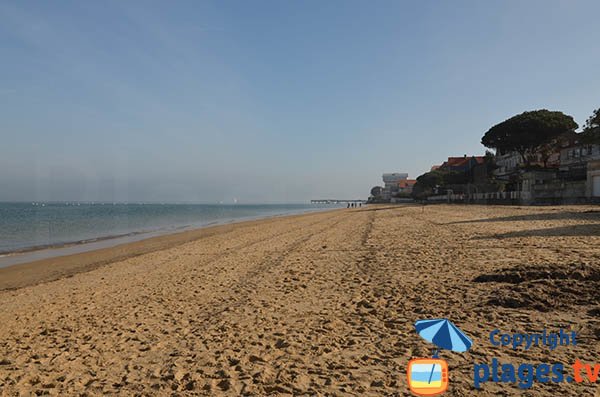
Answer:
xmin=0 ymin=202 xmax=341 ymax=256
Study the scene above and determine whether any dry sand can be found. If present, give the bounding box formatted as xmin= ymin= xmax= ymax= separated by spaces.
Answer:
xmin=0 ymin=204 xmax=599 ymax=396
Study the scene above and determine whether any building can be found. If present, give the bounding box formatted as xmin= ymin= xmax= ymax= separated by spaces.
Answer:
xmin=381 ymin=173 xmax=408 ymax=200
xmin=398 ymin=179 xmax=417 ymax=194
xmin=587 ymin=160 xmax=600 ymax=199
xmin=494 ymin=150 xmax=563 ymax=180
xmin=494 ymin=151 xmax=523 ymax=180
xmin=440 ymin=155 xmax=489 ymax=185
xmin=494 ymin=135 xmax=600 ymax=203
xmin=494 ymin=132 xmax=579 ymax=181
xmin=559 ymin=143 xmax=600 ymax=179
xmin=439 ymin=155 xmax=486 ymax=173
xmin=382 ymin=173 xmax=409 ymax=185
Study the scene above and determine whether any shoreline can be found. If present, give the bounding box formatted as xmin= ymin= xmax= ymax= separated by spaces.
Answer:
xmin=0 ymin=230 xmax=152 ymax=256
xmin=0 ymin=208 xmax=342 ymax=291
xmin=0 ymin=203 xmax=342 ymax=261
xmin=0 ymin=206 xmax=341 ymax=269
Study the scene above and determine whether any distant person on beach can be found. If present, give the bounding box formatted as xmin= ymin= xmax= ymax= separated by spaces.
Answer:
xmin=347 ymin=203 xmax=350 ymax=208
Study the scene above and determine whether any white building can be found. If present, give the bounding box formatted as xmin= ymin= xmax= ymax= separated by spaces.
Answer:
xmin=382 ymin=173 xmax=408 ymax=185
xmin=559 ymin=144 xmax=600 ymax=169
xmin=494 ymin=151 xmax=522 ymax=180
xmin=587 ymin=160 xmax=600 ymax=198
xmin=381 ymin=173 xmax=408 ymax=200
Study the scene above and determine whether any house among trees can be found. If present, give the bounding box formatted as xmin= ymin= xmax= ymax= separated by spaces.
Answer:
xmin=370 ymin=107 xmax=600 ymax=204
xmin=487 ymin=121 xmax=600 ymax=203
xmin=493 ymin=150 xmax=523 ymax=181
xmin=397 ymin=179 xmax=417 ymax=195
xmin=439 ymin=155 xmax=490 ymax=185
xmin=559 ymin=139 xmax=600 ymax=179
xmin=493 ymin=132 xmax=570 ymax=184
xmin=439 ymin=156 xmax=485 ymax=173
xmin=408 ymin=154 xmax=495 ymax=200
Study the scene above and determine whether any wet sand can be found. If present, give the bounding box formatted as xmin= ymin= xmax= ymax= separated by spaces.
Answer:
xmin=0 ymin=204 xmax=599 ymax=396
xmin=0 ymin=212 xmax=322 ymax=291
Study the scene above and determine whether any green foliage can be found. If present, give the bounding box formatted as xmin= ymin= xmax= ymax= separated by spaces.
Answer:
xmin=411 ymin=170 xmax=472 ymax=198
xmin=582 ymin=108 xmax=600 ymax=144
xmin=410 ymin=183 xmax=431 ymax=200
xmin=481 ymin=109 xmax=578 ymax=163
xmin=411 ymin=171 xmax=443 ymax=199
xmin=586 ymin=108 xmax=600 ymax=129
xmin=484 ymin=150 xmax=498 ymax=173
xmin=444 ymin=170 xmax=469 ymax=185
xmin=416 ymin=170 xmax=469 ymax=186
xmin=370 ymin=186 xmax=382 ymax=197
xmin=416 ymin=170 xmax=444 ymax=188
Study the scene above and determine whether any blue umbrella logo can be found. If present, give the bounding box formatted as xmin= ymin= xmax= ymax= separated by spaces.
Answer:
xmin=415 ymin=318 xmax=473 ymax=355
xmin=414 ymin=319 xmax=472 ymax=386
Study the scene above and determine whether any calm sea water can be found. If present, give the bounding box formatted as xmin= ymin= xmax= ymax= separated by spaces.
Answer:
xmin=0 ymin=202 xmax=339 ymax=254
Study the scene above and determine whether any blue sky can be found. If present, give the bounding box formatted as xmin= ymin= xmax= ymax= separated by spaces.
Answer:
xmin=1 ymin=1 xmax=599 ymax=202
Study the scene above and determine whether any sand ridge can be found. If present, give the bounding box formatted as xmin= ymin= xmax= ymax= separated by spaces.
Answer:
xmin=0 ymin=205 xmax=599 ymax=396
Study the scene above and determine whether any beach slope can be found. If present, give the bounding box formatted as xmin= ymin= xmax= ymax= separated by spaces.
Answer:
xmin=1 ymin=205 xmax=599 ymax=395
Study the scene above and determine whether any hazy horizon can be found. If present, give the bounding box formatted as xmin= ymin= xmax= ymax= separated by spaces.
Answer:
xmin=2 ymin=1 xmax=599 ymax=202
xmin=0 ymin=200 xmax=332 ymax=205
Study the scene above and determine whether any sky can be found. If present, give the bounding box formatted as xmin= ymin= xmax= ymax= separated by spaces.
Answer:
xmin=1 ymin=1 xmax=599 ymax=203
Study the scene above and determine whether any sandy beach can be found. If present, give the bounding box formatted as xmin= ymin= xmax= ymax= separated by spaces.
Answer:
xmin=1 ymin=204 xmax=599 ymax=396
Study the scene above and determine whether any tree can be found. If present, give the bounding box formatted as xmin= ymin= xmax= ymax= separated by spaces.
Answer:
xmin=535 ymin=140 xmax=557 ymax=168
xmin=416 ymin=171 xmax=444 ymax=189
xmin=533 ymin=130 xmax=578 ymax=168
xmin=582 ymin=108 xmax=600 ymax=144
xmin=481 ymin=110 xmax=578 ymax=167
xmin=370 ymin=186 xmax=383 ymax=197
xmin=411 ymin=171 xmax=444 ymax=199
xmin=484 ymin=150 xmax=498 ymax=174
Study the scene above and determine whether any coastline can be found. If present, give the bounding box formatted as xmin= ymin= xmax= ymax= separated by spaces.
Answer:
xmin=0 ymin=230 xmax=152 ymax=257
xmin=0 ymin=208 xmax=341 ymax=291
xmin=0 ymin=203 xmax=341 ymax=260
